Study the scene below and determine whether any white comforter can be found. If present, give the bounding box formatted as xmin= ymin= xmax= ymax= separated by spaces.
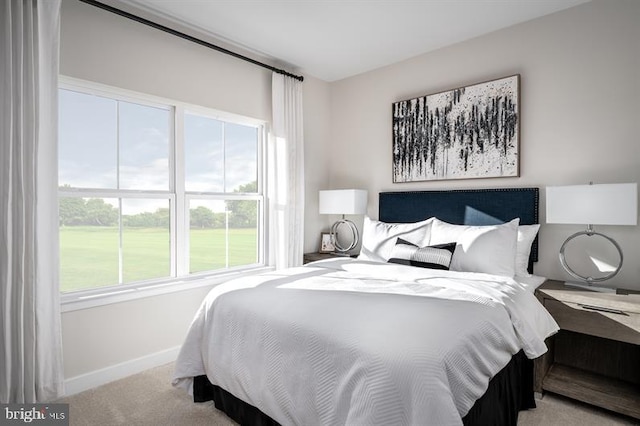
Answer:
xmin=173 ymin=258 xmax=558 ymax=426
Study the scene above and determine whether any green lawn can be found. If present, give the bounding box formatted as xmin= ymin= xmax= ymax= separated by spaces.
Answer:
xmin=59 ymin=226 xmax=257 ymax=293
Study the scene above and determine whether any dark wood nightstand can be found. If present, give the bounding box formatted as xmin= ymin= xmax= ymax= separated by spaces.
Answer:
xmin=303 ymin=252 xmax=356 ymax=264
xmin=534 ymin=280 xmax=640 ymax=419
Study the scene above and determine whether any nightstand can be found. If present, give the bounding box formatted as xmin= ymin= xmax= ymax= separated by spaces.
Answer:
xmin=534 ymin=280 xmax=640 ymax=419
xmin=303 ymin=252 xmax=355 ymax=264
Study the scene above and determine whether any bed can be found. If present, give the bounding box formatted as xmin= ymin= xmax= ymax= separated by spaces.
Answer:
xmin=172 ymin=187 xmax=559 ymax=426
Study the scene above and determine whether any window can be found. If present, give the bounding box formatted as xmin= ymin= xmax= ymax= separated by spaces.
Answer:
xmin=58 ymin=80 xmax=265 ymax=295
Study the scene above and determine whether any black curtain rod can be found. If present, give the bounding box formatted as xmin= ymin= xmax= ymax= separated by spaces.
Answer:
xmin=79 ymin=0 xmax=304 ymax=82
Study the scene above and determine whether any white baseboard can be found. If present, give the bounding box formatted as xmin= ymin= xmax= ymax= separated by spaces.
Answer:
xmin=63 ymin=346 xmax=181 ymax=397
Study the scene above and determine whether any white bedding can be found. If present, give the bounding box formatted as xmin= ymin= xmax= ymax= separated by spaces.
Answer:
xmin=172 ymin=258 xmax=558 ymax=426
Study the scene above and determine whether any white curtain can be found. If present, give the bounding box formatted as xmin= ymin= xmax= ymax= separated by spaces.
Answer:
xmin=0 ymin=0 xmax=64 ymax=403
xmin=269 ymin=73 xmax=305 ymax=269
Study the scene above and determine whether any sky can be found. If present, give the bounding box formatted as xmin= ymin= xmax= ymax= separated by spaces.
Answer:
xmin=58 ymin=88 xmax=258 ymax=215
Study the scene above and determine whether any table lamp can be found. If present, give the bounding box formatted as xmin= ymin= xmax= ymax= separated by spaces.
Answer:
xmin=546 ymin=182 xmax=637 ymax=292
xmin=319 ymin=189 xmax=368 ymax=253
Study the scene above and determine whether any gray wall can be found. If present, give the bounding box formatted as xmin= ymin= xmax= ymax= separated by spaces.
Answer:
xmin=325 ymin=0 xmax=640 ymax=290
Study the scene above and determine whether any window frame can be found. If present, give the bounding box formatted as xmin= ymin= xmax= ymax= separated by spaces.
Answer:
xmin=59 ymin=76 xmax=271 ymax=311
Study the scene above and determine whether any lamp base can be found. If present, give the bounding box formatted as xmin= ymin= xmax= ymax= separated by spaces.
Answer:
xmin=330 ymin=218 xmax=359 ymax=253
xmin=563 ymin=281 xmax=617 ymax=293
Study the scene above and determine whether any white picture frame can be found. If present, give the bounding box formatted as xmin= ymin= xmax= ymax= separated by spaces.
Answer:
xmin=319 ymin=232 xmax=335 ymax=253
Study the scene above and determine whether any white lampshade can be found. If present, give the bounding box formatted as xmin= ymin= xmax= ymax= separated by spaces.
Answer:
xmin=546 ymin=183 xmax=637 ymax=226
xmin=319 ymin=189 xmax=368 ymax=215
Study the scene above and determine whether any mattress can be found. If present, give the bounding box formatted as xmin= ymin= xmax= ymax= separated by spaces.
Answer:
xmin=172 ymin=258 xmax=558 ymax=426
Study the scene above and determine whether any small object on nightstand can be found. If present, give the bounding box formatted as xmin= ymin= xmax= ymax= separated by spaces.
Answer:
xmin=319 ymin=232 xmax=335 ymax=253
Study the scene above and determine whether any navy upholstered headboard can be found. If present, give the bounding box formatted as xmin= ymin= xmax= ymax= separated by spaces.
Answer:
xmin=379 ymin=187 xmax=540 ymax=269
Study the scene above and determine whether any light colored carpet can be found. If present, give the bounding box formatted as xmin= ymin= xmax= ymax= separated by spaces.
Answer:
xmin=58 ymin=362 xmax=638 ymax=426
xmin=57 ymin=363 xmax=236 ymax=426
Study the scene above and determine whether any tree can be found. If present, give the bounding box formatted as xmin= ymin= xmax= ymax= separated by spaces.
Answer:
xmin=227 ymin=181 xmax=257 ymax=228
xmin=59 ymin=197 xmax=118 ymax=226
xmin=212 ymin=212 xmax=226 ymax=228
xmin=154 ymin=208 xmax=170 ymax=228
xmin=228 ymin=203 xmax=255 ymax=228
xmin=84 ymin=198 xmax=118 ymax=226
xmin=123 ymin=212 xmax=155 ymax=227
xmin=190 ymin=206 xmax=215 ymax=228
xmin=59 ymin=197 xmax=87 ymax=226
xmin=122 ymin=208 xmax=171 ymax=228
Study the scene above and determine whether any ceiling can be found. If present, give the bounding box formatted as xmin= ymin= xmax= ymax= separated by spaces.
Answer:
xmin=119 ymin=0 xmax=591 ymax=82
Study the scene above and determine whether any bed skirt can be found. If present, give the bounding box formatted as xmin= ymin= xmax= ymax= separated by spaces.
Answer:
xmin=193 ymin=350 xmax=535 ymax=426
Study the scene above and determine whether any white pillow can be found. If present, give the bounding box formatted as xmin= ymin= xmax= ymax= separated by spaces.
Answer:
xmin=516 ymin=224 xmax=540 ymax=277
xmin=429 ymin=218 xmax=520 ymax=277
xmin=357 ymin=216 xmax=433 ymax=262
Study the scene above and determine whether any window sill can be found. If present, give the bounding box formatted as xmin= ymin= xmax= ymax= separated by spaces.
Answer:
xmin=60 ymin=266 xmax=274 ymax=313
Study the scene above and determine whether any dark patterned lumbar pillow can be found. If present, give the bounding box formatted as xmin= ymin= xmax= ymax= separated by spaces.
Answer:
xmin=387 ymin=238 xmax=456 ymax=270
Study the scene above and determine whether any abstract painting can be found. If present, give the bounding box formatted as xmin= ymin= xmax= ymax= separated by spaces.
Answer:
xmin=392 ymin=75 xmax=519 ymax=182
